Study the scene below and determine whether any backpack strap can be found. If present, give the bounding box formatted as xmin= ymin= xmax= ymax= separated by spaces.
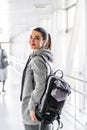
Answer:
xmin=57 ymin=116 xmax=63 ymax=130
xmin=38 ymin=55 xmax=53 ymax=75
xmin=57 ymin=120 xmax=63 ymax=130
xmin=53 ymin=69 xmax=63 ymax=78
xmin=38 ymin=55 xmax=63 ymax=78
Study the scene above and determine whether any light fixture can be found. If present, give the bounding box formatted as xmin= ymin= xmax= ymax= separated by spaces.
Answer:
xmin=32 ymin=4 xmax=48 ymax=9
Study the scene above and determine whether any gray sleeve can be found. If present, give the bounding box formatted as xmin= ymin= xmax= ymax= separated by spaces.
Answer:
xmin=28 ymin=56 xmax=47 ymax=110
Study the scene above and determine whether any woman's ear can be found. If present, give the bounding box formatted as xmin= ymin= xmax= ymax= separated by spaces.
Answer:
xmin=43 ymin=40 xmax=47 ymax=46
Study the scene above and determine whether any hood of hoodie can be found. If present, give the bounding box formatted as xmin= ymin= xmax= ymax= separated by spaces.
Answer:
xmin=30 ymin=48 xmax=53 ymax=62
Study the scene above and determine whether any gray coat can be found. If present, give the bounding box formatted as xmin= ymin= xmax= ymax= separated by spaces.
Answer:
xmin=21 ymin=48 xmax=53 ymax=125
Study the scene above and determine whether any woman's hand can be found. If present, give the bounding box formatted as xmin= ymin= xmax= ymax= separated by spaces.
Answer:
xmin=30 ymin=110 xmax=37 ymax=121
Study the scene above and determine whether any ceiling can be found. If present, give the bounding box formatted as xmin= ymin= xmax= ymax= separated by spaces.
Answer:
xmin=0 ymin=0 xmax=77 ymax=42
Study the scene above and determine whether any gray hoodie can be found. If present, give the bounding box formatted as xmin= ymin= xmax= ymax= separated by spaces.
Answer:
xmin=21 ymin=48 xmax=53 ymax=125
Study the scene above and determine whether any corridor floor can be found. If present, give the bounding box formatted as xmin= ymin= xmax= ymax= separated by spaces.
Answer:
xmin=0 ymin=66 xmax=24 ymax=130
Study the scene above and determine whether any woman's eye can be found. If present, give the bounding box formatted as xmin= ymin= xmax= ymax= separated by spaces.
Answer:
xmin=30 ymin=36 xmax=40 ymax=40
xmin=35 ymin=37 xmax=40 ymax=40
xmin=30 ymin=36 xmax=32 ymax=39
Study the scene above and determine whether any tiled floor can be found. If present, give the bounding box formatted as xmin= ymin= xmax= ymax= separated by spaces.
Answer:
xmin=0 ymin=66 xmax=86 ymax=130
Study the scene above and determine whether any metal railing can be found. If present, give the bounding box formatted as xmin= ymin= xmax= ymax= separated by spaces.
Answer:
xmin=64 ymin=73 xmax=87 ymax=128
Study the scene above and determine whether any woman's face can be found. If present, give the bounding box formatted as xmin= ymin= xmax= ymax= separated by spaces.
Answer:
xmin=29 ymin=30 xmax=46 ymax=50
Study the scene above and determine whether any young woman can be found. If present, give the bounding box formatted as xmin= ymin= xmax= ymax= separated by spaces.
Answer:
xmin=20 ymin=27 xmax=53 ymax=130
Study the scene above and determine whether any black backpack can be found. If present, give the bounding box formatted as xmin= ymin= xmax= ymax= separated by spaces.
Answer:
xmin=35 ymin=56 xmax=71 ymax=128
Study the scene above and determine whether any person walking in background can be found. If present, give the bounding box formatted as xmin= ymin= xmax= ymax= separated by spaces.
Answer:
xmin=20 ymin=27 xmax=53 ymax=130
xmin=0 ymin=43 xmax=9 ymax=93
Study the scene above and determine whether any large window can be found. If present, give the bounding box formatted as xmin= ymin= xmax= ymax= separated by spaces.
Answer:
xmin=66 ymin=5 xmax=76 ymax=33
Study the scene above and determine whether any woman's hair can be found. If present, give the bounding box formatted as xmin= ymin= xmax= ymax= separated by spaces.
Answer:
xmin=33 ymin=27 xmax=48 ymax=40
xmin=45 ymin=33 xmax=51 ymax=50
xmin=33 ymin=27 xmax=52 ymax=50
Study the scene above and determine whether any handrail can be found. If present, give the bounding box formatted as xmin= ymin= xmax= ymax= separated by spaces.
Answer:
xmin=10 ymin=56 xmax=26 ymax=64
xmin=64 ymin=74 xmax=87 ymax=83
xmin=64 ymin=73 xmax=87 ymax=128
xmin=71 ymin=88 xmax=86 ymax=96
xmin=9 ymin=56 xmax=26 ymax=66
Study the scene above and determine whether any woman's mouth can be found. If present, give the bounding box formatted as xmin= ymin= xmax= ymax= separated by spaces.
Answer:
xmin=31 ymin=44 xmax=35 ymax=46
